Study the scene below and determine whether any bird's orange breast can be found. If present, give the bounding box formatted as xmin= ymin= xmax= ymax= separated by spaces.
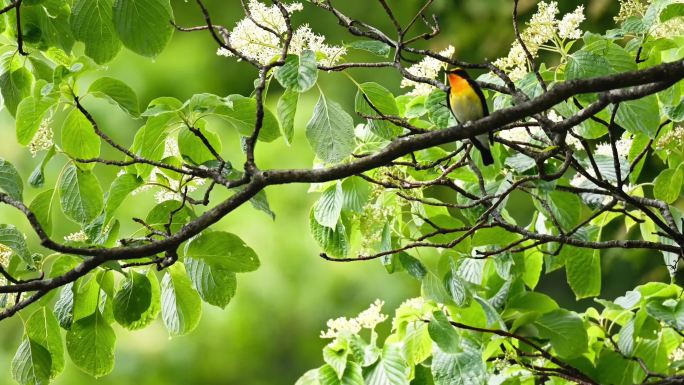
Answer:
xmin=448 ymin=73 xmax=470 ymax=94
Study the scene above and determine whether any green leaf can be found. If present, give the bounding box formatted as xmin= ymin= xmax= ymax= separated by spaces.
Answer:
xmin=323 ymin=341 xmax=348 ymax=379
xmin=177 ymin=125 xmax=222 ymax=165
xmin=0 ymin=66 xmax=34 ymax=116
xmin=28 ymin=147 xmax=56 ymax=188
xmin=277 ymin=88 xmax=298 ymax=145
xmin=185 ymin=256 xmax=237 ymax=308
xmin=11 ymin=339 xmax=52 ymax=385
xmin=113 ymin=271 xmax=159 ymax=330
xmin=306 ymin=94 xmax=355 ymax=164
xmin=0 ymin=158 xmax=23 ymax=201
xmin=355 ymin=82 xmax=402 ymax=139
xmin=12 ymin=308 xmax=65 ymax=383
xmin=425 ymin=89 xmax=452 ymax=129
xmin=58 ymin=165 xmax=104 ymax=224
xmin=104 ymin=173 xmax=143 ymax=220
xmin=346 ymin=40 xmax=390 ymax=57
xmin=66 ymin=311 xmax=116 ymax=378
xmin=29 ymin=189 xmax=55 ymax=236
xmin=534 ymin=309 xmax=588 ymax=359
xmin=71 ymin=0 xmax=123 ymax=64
xmin=186 ymin=231 xmax=260 ymax=273
xmin=275 ymin=50 xmax=318 ymax=92
xmin=422 ymin=272 xmax=453 ymax=306
xmin=340 ymin=177 xmax=370 ymax=213
xmin=112 ymin=0 xmax=174 ymax=58
xmin=161 ymin=264 xmax=202 ymax=336
xmin=0 ymin=224 xmax=32 ymax=267
xmin=319 ymin=362 xmax=363 ymax=385
xmin=217 ymin=95 xmax=281 ymax=142
xmin=596 ymin=350 xmax=642 ymax=385
xmin=428 ymin=311 xmax=460 ymax=353
xmin=431 ymin=342 xmax=487 ymax=385
xmin=645 ymin=299 xmax=684 ymax=330
xmin=566 ymin=50 xmax=613 ymax=80
xmin=61 ymin=109 xmax=101 ymax=170
xmin=565 ymin=247 xmax=601 ymax=299
xmin=660 ymin=2 xmax=684 ymax=22
xmin=314 ymin=182 xmax=344 ymax=228
xmin=129 ymin=113 xmax=175 ymax=178
xmin=364 ymin=343 xmax=409 ymax=385
xmin=15 ymin=95 xmax=56 ymax=146
xmin=310 ymin=210 xmax=348 ymax=258
xmin=88 ymin=77 xmax=140 ymax=117
xmin=145 ymin=200 xmax=193 ymax=233
xmin=613 ymin=96 xmax=660 ymax=137
xmin=54 ymin=283 xmax=75 ymax=330
xmin=654 ymin=167 xmax=683 ymax=204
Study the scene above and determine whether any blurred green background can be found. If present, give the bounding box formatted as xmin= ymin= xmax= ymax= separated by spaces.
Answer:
xmin=0 ymin=0 xmax=671 ymax=384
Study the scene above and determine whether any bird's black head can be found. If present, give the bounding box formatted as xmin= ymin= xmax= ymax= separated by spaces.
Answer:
xmin=448 ymin=67 xmax=470 ymax=79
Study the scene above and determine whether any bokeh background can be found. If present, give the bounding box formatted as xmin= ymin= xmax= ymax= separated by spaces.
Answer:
xmin=0 ymin=0 xmax=672 ymax=384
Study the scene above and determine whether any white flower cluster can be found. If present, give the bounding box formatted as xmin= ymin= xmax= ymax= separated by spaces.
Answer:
xmin=493 ymin=2 xmax=585 ymax=81
xmin=595 ymin=135 xmax=633 ymax=158
xmin=671 ymin=343 xmax=684 ymax=362
xmin=656 ymin=126 xmax=684 ymax=155
xmin=64 ymin=230 xmax=88 ymax=243
xmin=320 ymin=299 xmax=387 ymax=339
xmin=400 ymin=46 xmax=455 ymax=96
xmin=497 ymin=111 xmax=582 ymax=150
xmin=0 ymin=244 xmax=11 ymax=266
xmin=28 ymin=119 xmax=54 ymax=157
xmin=615 ymin=0 xmax=648 ymax=23
xmin=218 ymin=0 xmax=346 ymax=66
xmin=130 ymin=167 xmax=204 ymax=204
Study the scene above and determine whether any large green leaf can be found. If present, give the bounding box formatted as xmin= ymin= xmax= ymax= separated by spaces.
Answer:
xmin=129 ymin=113 xmax=175 ymax=178
xmin=0 ymin=66 xmax=34 ymax=116
xmin=11 ymin=339 xmax=51 ymax=385
xmin=88 ymin=77 xmax=140 ymax=117
xmin=61 ymin=109 xmax=101 ymax=169
xmin=113 ymin=271 xmax=159 ymax=330
xmin=534 ymin=309 xmax=588 ymax=359
xmin=314 ymin=182 xmax=344 ymax=229
xmin=425 ymin=89 xmax=454 ymax=129
xmin=565 ymin=247 xmax=601 ymax=299
xmin=71 ymin=0 xmax=123 ymax=63
xmin=355 ymin=82 xmax=402 ymax=139
xmin=653 ymin=167 xmax=683 ymax=204
xmin=217 ymin=95 xmax=281 ymax=142
xmin=0 ymin=224 xmax=32 ymax=266
xmin=24 ymin=307 xmax=64 ymax=379
xmin=104 ymin=173 xmax=143 ymax=220
xmin=645 ymin=299 xmax=684 ymax=330
xmin=66 ymin=311 xmax=116 ymax=378
xmin=184 ymin=256 xmax=237 ymax=308
xmin=177 ymin=125 xmax=222 ymax=165
xmin=161 ymin=264 xmax=202 ymax=336
xmin=0 ymin=158 xmax=23 ymax=201
xmin=112 ymin=0 xmax=174 ymax=57
xmin=428 ymin=311 xmax=460 ymax=353
xmin=15 ymin=95 xmax=56 ymax=146
xmin=29 ymin=189 xmax=55 ymax=236
xmin=309 ymin=210 xmax=348 ymax=258
xmin=58 ymin=165 xmax=104 ymax=224
xmin=613 ymin=96 xmax=660 ymax=137
xmin=185 ymin=231 xmax=260 ymax=273
xmin=318 ymin=362 xmax=363 ymax=385
xmin=277 ymin=88 xmax=298 ymax=145
xmin=275 ymin=50 xmax=318 ymax=92
xmin=431 ymin=342 xmax=487 ymax=385
xmin=306 ymin=94 xmax=355 ymax=164
xmin=364 ymin=343 xmax=409 ymax=385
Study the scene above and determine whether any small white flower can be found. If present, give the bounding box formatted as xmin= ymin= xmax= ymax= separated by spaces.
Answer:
xmin=356 ymin=299 xmax=388 ymax=329
xmin=656 ymin=126 xmax=684 ymax=154
xmin=595 ymin=136 xmax=632 ymax=158
xmin=558 ymin=6 xmax=585 ymax=40
xmin=28 ymin=119 xmax=54 ymax=157
xmin=64 ymin=231 xmax=88 ymax=243
xmin=320 ymin=317 xmax=361 ymax=339
xmin=0 ymin=244 xmax=11 ymax=266
xmin=400 ymin=46 xmax=455 ymax=96
xmin=671 ymin=343 xmax=684 ymax=362
xmin=220 ymin=0 xmax=345 ymax=66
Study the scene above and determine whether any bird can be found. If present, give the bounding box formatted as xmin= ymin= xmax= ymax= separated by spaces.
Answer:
xmin=446 ymin=68 xmax=494 ymax=165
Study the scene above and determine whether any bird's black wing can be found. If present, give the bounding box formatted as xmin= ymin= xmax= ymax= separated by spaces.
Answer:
xmin=465 ymin=78 xmax=489 ymax=116
xmin=465 ymin=77 xmax=493 ymax=143
xmin=445 ymin=87 xmax=457 ymax=121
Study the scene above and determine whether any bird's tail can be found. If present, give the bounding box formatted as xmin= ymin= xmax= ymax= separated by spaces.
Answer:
xmin=471 ymin=134 xmax=494 ymax=166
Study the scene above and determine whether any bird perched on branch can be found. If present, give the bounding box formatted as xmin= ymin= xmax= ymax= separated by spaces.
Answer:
xmin=446 ymin=68 xmax=494 ymax=165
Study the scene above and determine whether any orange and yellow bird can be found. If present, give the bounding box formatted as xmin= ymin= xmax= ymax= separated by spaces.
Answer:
xmin=446 ymin=68 xmax=494 ymax=165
